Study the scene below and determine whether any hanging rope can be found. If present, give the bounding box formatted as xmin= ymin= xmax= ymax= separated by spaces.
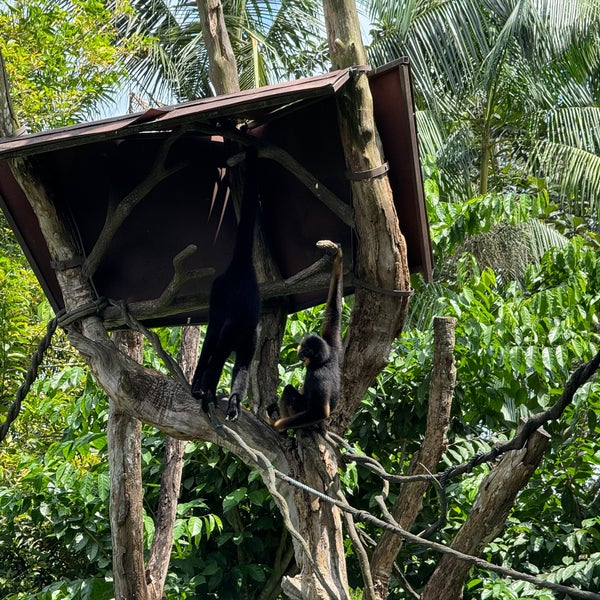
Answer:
xmin=0 ymin=298 xmax=108 ymax=444
xmin=0 ymin=315 xmax=59 ymax=443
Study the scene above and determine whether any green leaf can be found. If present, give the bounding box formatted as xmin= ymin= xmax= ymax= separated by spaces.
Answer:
xmin=222 ymin=487 xmax=247 ymax=512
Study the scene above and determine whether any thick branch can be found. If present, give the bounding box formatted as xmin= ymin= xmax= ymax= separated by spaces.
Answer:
xmin=154 ymin=245 xmax=214 ymax=310
xmin=66 ymin=328 xmax=286 ymax=463
xmin=421 ymin=426 xmax=551 ymax=600
xmin=258 ymin=144 xmax=354 ymax=227
xmin=192 ymin=127 xmax=355 ymax=226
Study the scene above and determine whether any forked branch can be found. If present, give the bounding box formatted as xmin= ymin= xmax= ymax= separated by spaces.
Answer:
xmin=154 ymin=244 xmax=214 ymax=310
xmin=83 ymin=128 xmax=189 ymax=278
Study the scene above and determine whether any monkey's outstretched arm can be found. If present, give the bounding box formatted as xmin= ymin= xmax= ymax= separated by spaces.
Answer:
xmin=320 ymin=243 xmax=343 ymax=349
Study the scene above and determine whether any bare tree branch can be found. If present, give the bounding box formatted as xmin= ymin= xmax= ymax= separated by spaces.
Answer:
xmin=82 ymin=129 xmax=189 ymax=278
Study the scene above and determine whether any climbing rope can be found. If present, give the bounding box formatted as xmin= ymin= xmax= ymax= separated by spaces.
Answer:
xmin=0 ymin=315 xmax=59 ymax=443
xmin=0 ymin=298 xmax=107 ymax=444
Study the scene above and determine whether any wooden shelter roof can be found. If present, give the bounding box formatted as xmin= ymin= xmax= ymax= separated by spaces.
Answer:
xmin=0 ymin=58 xmax=432 ymax=327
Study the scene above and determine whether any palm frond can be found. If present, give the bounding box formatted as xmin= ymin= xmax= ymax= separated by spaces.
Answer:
xmin=533 ymin=140 xmax=600 ymax=217
xmin=520 ymin=219 xmax=568 ymax=264
xmin=403 ymin=281 xmax=454 ymax=331
xmin=114 ymin=0 xmax=328 ymax=105
xmin=547 ymin=106 xmax=600 ymax=151
xmin=366 ymin=0 xmax=490 ymax=111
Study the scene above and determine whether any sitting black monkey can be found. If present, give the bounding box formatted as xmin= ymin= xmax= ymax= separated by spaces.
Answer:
xmin=270 ymin=242 xmax=343 ymax=430
xmin=191 ymin=147 xmax=261 ymax=421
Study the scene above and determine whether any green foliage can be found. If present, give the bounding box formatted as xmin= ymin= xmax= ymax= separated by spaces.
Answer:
xmin=1 ymin=1 xmax=600 ymax=598
xmin=0 ymin=356 xmax=285 ymax=599
xmin=365 ymin=0 xmax=600 ymax=218
xmin=120 ymin=0 xmax=329 ymax=105
xmin=0 ymin=0 xmax=145 ymax=131
xmin=0 ymin=365 xmax=111 ymax=597
xmin=347 ymin=228 xmax=600 ymax=596
xmin=0 ymin=216 xmax=46 ymax=415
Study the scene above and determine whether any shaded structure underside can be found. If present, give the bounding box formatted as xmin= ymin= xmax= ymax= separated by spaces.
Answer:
xmin=0 ymin=58 xmax=432 ymax=327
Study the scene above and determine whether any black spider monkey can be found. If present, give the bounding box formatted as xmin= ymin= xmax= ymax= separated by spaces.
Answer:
xmin=270 ymin=242 xmax=343 ymax=431
xmin=191 ymin=146 xmax=261 ymax=421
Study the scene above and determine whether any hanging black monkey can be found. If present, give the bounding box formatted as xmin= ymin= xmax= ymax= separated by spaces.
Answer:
xmin=191 ymin=147 xmax=261 ymax=421
xmin=270 ymin=242 xmax=343 ymax=430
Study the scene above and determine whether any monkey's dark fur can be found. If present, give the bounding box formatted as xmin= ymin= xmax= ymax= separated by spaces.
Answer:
xmin=271 ymin=244 xmax=343 ymax=430
xmin=191 ymin=148 xmax=261 ymax=421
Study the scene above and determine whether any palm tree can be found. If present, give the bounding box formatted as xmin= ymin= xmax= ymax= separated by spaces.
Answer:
xmin=363 ymin=0 xmax=600 ymax=224
xmin=116 ymin=0 xmax=329 ymax=104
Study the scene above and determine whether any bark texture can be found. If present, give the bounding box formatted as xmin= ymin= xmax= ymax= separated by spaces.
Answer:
xmin=278 ymin=433 xmax=350 ymax=600
xmin=371 ymin=316 xmax=457 ymax=599
xmin=196 ymin=0 xmax=240 ymax=95
xmin=0 ymin=52 xmax=20 ymax=137
xmin=322 ymin=0 xmax=411 ymax=433
xmin=109 ymin=331 xmax=148 ymax=600
xmin=421 ymin=426 xmax=551 ymax=600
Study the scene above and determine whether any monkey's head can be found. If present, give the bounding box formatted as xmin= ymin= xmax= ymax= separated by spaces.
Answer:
xmin=298 ymin=334 xmax=330 ymax=367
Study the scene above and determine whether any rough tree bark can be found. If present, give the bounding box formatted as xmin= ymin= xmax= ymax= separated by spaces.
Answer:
xmin=109 ymin=330 xmax=149 ymax=600
xmin=86 ymin=318 xmax=196 ymax=599
xmin=196 ymin=0 xmax=240 ymax=96
xmin=371 ymin=316 xmax=456 ymax=599
xmin=322 ymin=0 xmax=412 ymax=432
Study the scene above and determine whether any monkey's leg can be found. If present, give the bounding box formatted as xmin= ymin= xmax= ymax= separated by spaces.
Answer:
xmin=198 ymin=347 xmax=231 ymax=413
xmin=227 ymin=331 xmax=257 ymax=421
xmin=190 ymin=326 xmax=220 ymax=400
xmin=281 ymin=384 xmax=307 ymax=416
xmin=270 ymin=385 xmax=308 ymax=430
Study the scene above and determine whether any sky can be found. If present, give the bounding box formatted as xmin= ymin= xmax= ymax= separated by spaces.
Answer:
xmin=100 ymin=4 xmax=373 ymax=120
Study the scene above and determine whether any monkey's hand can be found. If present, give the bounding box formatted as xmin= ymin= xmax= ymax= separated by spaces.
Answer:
xmin=266 ymin=401 xmax=280 ymax=422
xmin=226 ymin=393 xmax=241 ymax=422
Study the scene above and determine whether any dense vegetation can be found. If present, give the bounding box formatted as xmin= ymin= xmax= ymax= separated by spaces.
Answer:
xmin=0 ymin=0 xmax=599 ymax=598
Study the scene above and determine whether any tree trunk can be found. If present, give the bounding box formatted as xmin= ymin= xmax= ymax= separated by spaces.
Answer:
xmin=421 ymin=425 xmax=551 ymax=600
xmin=279 ymin=433 xmax=350 ymax=600
xmin=108 ymin=327 xmax=194 ymax=599
xmin=109 ymin=330 xmax=149 ymax=600
xmin=322 ymin=0 xmax=411 ymax=432
xmin=196 ymin=0 xmax=240 ymax=95
xmin=371 ymin=317 xmax=456 ymax=599
xmin=0 ymin=52 xmax=20 ymax=137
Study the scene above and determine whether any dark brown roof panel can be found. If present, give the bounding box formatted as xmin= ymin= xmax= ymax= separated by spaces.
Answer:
xmin=0 ymin=61 xmax=432 ymax=327
xmin=0 ymin=69 xmax=351 ymax=160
